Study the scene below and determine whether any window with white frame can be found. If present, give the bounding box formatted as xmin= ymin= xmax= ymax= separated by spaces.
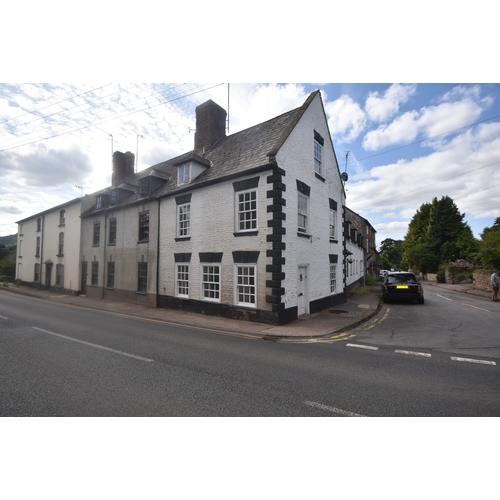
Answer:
xmin=93 ymin=222 xmax=100 ymax=246
xmin=109 ymin=218 xmax=117 ymax=245
xmin=107 ymin=262 xmax=115 ymax=289
xmin=138 ymin=262 xmax=148 ymax=293
xmin=314 ymin=141 xmax=323 ymax=176
xmin=58 ymin=232 xmax=64 ymax=255
xmin=56 ymin=264 xmax=64 ymax=286
xmin=59 ymin=209 xmax=65 ymax=226
xmin=329 ymin=209 xmax=336 ymax=240
xmin=177 ymin=203 xmax=191 ymax=237
xmin=235 ymin=265 xmax=256 ymax=307
xmin=178 ymin=164 xmax=191 ymax=185
xmin=201 ymin=264 xmax=220 ymax=302
xmin=34 ymin=263 xmax=40 ymax=282
xmin=330 ymin=264 xmax=336 ymax=293
xmin=298 ymin=193 xmax=309 ymax=233
xmin=138 ymin=211 xmax=149 ymax=242
xmin=35 ymin=236 xmax=40 ymax=257
xmin=236 ymin=189 xmax=257 ymax=232
xmin=176 ymin=264 xmax=189 ymax=297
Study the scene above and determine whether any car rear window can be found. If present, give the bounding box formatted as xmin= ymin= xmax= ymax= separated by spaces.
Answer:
xmin=387 ymin=274 xmax=417 ymax=284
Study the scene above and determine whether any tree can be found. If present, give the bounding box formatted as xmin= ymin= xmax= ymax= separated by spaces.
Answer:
xmin=380 ymin=238 xmax=403 ymax=269
xmin=478 ymin=218 xmax=500 ymax=269
xmin=402 ymin=201 xmax=433 ymax=268
xmin=427 ymin=196 xmax=466 ymax=258
xmin=405 ymin=242 xmax=440 ymax=273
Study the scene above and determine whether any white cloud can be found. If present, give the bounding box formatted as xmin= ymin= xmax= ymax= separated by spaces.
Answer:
xmin=365 ymin=83 xmax=417 ymax=122
xmin=362 ymin=89 xmax=489 ymax=151
xmin=325 ymin=95 xmax=367 ymax=142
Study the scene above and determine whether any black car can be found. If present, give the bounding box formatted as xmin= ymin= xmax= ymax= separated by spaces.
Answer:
xmin=381 ymin=272 xmax=424 ymax=304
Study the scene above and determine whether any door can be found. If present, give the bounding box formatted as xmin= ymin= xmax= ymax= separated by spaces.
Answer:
xmin=297 ymin=265 xmax=309 ymax=317
xmin=81 ymin=261 xmax=87 ymax=295
xmin=45 ymin=263 xmax=52 ymax=289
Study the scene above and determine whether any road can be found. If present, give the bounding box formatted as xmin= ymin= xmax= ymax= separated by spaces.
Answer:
xmin=1 ymin=288 xmax=499 ymax=416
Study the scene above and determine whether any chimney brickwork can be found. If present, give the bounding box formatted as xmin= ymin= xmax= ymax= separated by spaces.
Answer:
xmin=112 ymin=151 xmax=135 ymax=186
xmin=194 ymin=100 xmax=227 ymax=153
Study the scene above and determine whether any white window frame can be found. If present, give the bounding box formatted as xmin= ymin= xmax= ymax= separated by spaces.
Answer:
xmin=234 ymin=264 xmax=257 ymax=308
xmin=178 ymin=164 xmax=191 ymax=186
xmin=330 ymin=264 xmax=336 ymax=293
xmin=175 ymin=264 xmax=189 ymax=298
xmin=329 ymin=209 xmax=336 ymax=240
xmin=235 ymin=188 xmax=257 ymax=232
xmin=298 ymin=193 xmax=309 ymax=233
xmin=177 ymin=203 xmax=191 ymax=238
xmin=314 ymin=140 xmax=323 ymax=176
xmin=200 ymin=264 xmax=221 ymax=303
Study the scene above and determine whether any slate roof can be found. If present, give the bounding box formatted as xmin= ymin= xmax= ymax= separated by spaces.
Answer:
xmin=82 ymin=91 xmax=319 ymax=216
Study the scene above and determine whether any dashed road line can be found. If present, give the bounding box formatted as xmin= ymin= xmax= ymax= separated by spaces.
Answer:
xmin=395 ymin=350 xmax=432 ymax=358
xmin=0 ymin=315 xmax=8 ymax=320
xmin=304 ymin=400 xmax=366 ymax=417
xmin=436 ymin=294 xmax=452 ymax=301
xmin=450 ymin=356 xmax=496 ymax=366
xmin=32 ymin=327 xmax=154 ymax=362
xmin=346 ymin=343 xmax=379 ymax=350
xmin=461 ymin=303 xmax=491 ymax=312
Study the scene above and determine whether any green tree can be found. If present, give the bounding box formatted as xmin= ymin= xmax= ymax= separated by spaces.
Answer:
xmin=402 ymin=201 xmax=433 ymax=268
xmin=478 ymin=218 xmax=500 ymax=269
xmin=405 ymin=242 xmax=440 ymax=273
xmin=380 ymin=238 xmax=403 ymax=269
xmin=427 ymin=196 xmax=466 ymax=258
xmin=0 ymin=248 xmax=16 ymax=278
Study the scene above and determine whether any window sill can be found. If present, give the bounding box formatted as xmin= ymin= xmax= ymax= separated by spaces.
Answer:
xmin=234 ymin=231 xmax=258 ymax=237
xmin=297 ymin=232 xmax=311 ymax=239
xmin=58 ymin=224 xmax=65 ymax=228
xmin=56 ymin=254 xmax=64 ymax=257
xmin=108 ymin=243 xmax=116 ymax=246
xmin=329 ymin=239 xmax=338 ymax=244
xmin=175 ymin=237 xmax=191 ymax=242
xmin=137 ymin=291 xmax=147 ymax=295
xmin=137 ymin=240 xmax=149 ymax=244
xmin=315 ymin=173 xmax=326 ymax=182
xmin=92 ymin=244 xmax=100 ymax=247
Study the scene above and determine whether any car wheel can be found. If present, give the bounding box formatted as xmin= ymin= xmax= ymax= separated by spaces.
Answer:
xmin=417 ymin=297 xmax=424 ymax=304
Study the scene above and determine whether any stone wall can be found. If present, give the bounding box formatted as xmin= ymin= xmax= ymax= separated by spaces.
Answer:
xmin=473 ymin=270 xmax=492 ymax=292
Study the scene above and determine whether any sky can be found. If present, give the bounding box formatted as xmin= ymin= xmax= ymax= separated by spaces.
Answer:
xmin=1 ymin=82 xmax=499 ymax=246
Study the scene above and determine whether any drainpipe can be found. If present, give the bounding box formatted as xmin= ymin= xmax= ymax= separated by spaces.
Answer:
xmin=156 ymin=197 xmax=161 ymax=308
xmin=102 ymin=212 xmax=107 ymax=299
xmin=40 ymin=216 xmax=45 ymax=287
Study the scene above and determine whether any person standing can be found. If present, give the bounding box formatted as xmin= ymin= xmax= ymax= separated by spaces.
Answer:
xmin=491 ymin=270 xmax=500 ymax=302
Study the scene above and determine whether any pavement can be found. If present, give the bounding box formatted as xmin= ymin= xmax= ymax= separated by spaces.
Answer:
xmin=0 ymin=280 xmax=493 ymax=341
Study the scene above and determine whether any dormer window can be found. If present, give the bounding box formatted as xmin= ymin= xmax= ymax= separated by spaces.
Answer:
xmin=110 ymin=190 xmax=117 ymax=204
xmin=139 ymin=178 xmax=150 ymax=196
xmin=178 ymin=164 xmax=191 ymax=186
xmin=96 ymin=196 xmax=102 ymax=209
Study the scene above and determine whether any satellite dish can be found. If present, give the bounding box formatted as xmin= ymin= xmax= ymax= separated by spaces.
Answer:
xmin=341 ymin=172 xmax=348 ymax=182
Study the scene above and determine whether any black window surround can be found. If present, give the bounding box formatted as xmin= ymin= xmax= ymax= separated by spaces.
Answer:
xmin=232 ymin=251 xmax=260 ymax=263
xmin=233 ymin=177 xmax=260 ymax=192
xmin=174 ymin=253 xmax=192 ymax=263
xmin=199 ymin=252 xmax=223 ymax=263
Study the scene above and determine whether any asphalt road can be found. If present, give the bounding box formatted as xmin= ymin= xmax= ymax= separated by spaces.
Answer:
xmin=1 ymin=289 xmax=499 ymax=416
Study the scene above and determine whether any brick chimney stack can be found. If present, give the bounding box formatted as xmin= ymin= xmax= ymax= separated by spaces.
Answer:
xmin=194 ymin=100 xmax=227 ymax=153
xmin=112 ymin=151 xmax=135 ymax=186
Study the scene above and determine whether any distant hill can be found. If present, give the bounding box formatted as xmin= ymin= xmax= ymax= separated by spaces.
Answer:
xmin=0 ymin=234 xmax=17 ymax=247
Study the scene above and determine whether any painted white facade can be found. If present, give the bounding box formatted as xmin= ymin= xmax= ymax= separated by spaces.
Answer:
xmin=16 ymin=198 xmax=87 ymax=293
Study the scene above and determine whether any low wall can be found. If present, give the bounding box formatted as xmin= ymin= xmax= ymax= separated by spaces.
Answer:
xmin=473 ymin=270 xmax=492 ymax=292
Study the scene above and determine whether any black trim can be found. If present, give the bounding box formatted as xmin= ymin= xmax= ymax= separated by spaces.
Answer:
xmin=329 ymin=198 xmax=338 ymax=211
xmin=232 ymin=251 xmax=260 ymax=263
xmin=199 ymin=252 xmax=223 ymax=263
xmin=233 ymin=177 xmax=260 ymax=192
xmin=175 ymin=193 xmax=192 ymax=205
xmin=174 ymin=253 xmax=192 ymax=263
xmin=329 ymin=254 xmax=338 ymax=264
xmin=233 ymin=231 xmax=258 ymax=237
xmin=297 ymin=232 xmax=311 ymax=239
xmin=314 ymin=130 xmax=324 ymax=146
xmin=175 ymin=237 xmax=191 ymax=242
xmin=296 ymin=179 xmax=311 ymax=196
xmin=315 ymin=173 xmax=326 ymax=182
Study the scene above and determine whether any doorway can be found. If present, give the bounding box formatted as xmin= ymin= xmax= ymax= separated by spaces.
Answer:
xmin=297 ymin=265 xmax=309 ymax=317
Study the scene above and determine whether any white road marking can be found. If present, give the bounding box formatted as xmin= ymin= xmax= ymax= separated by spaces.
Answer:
xmin=346 ymin=343 xmax=379 ymax=350
xmin=450 ymin=356 xmax=496 ymax=366
xmin=395 ymin=350 xmax=432 ymax=358
xmin=0 ymin=315 xmax=8 ymax=319
xmin=32 ymin=327 xmax=154 ymax=362
xmin=436 ymin=294 xmax=452 ymax=301
xmin=304 ymin=400 xmax=366 ymax=417
xmin=461 ymin=303 xmax=491 ymax=312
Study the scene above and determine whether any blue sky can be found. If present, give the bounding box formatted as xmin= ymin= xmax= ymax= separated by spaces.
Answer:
xmin=1 ymin=83 xmax=499 ymax=247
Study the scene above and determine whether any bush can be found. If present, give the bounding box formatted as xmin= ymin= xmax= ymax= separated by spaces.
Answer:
xmin=436 ymin=267 xmax=446 ymax=283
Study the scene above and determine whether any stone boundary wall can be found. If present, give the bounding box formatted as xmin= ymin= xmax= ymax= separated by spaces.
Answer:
xmin=474 ymin=270 xmax=492 ymax=292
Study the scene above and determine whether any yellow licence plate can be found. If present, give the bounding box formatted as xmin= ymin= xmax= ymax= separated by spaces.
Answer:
xmin=396 ymin=285 xmax=409 ymax=289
